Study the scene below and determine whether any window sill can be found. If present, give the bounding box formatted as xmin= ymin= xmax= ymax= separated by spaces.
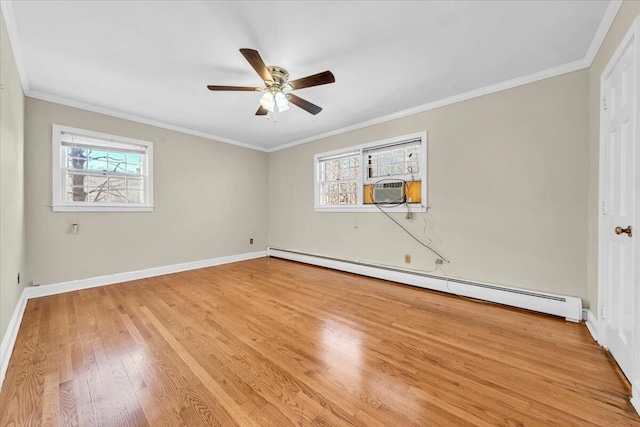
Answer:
xmin=52 ymin=205 xmax=154 ymax=212
xmin=314 ymin=204 xmax=427 ymax=213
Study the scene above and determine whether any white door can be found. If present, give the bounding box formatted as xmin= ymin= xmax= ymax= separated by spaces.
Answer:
xmin=601 ymin=34 xmax=637 ymax=383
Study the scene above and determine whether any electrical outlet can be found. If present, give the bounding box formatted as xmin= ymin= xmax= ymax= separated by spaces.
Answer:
xmin=250 ymin=238 xmax=254 ymax=244
xmin=405 ymin=254 xmax=411 ymax=263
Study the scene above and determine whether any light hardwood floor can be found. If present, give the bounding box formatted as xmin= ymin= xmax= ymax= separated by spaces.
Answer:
xmin=1 ymin=257 xmax=639 ymax=426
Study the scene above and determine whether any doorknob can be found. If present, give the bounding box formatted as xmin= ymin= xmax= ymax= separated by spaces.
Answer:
xmin=615 ymin=225 xmax=633 ymax=237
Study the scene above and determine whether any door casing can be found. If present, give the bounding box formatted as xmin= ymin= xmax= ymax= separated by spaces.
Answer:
xmin=598 ymin=14 xmax=640 ymax=413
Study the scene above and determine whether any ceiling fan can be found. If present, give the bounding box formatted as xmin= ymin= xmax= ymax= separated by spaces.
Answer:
xmin=207 ymin=48 xmax=335 ymax=116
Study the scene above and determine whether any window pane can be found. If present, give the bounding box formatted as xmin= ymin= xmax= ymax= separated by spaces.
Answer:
xmin=88 ymin=149 xmax=107 ymax=159
xmin=126 ymin=188 xmax=142 ymax=203
xmin=126 ymin=153 xmax=141 ymax=164
xmin=109 ymin=161 xmax=126 ymax=173
xmin=66 ymin=186 xmax=87 ymax=202
xmin=125 ymin=163 xmax=141 ymax=174
xmin=67 ymin=172 xmax=86 ymax=186
xmin=68 ymin=156 xmax=88 ymax=170
xmin=68 ymin=147 xmax=88 ymax=158
xmin=109 ymin=192 xmax=126 ymax=203
xmin=86 ymin=175 xmax=108 ymax=187
xmin=318 ymin=153 xmax=361 ymax=206
xmin=109 ymin=152 xmax=125 ymax=163
xmin=87 ymin=187 xmax=108 ymax=202
xmin=87 ymin=159 xmax=108 ymax=171
xmin=109 ymin=177 xmax=126 ymax=190
xmin=392 ymin=149 xmax=404 ymax=162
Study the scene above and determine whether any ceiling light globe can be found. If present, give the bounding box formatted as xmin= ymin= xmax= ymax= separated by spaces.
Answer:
xmin=275 ymin=91 xmax=288 ymax=108
xmin=260 ymin=92 xmax=275 ymax=112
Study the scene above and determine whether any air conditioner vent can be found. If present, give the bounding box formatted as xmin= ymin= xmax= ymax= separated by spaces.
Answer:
xmin=373 ymin=180 xmax=405 ymax=204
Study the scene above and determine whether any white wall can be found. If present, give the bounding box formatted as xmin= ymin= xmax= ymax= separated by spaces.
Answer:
xmin=25 ymin=98 xmax=268 ymax=286
xmin=0 ymin=12 xmax=26 ymax=344
xmin=268 ymin=70 xmax=590 ymax=302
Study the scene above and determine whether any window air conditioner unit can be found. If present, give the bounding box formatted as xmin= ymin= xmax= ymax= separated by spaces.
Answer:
xmin=373 ymin=180 xmax=405 ymax=204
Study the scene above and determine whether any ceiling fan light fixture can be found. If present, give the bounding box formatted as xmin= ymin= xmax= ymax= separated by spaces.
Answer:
xmin=275 ymin=91 xmax=289 ymax=111
xmin=207 ymin=49 xmax=334 ymax=116
xmin=259 ymin=92 xmax=275 ymax=112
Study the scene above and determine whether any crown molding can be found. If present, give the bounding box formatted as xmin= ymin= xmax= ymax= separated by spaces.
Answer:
xmin=584 ymin=0 xmax=623 ymax=65
xmin=2 ymin=0 xmax=265 ymax=152
xmin=2 ymin=0 xmax=623 ymax=154
xmin=266 ymin=57 xmax=590 ymax=152
xmin=267 ymin=0 xmax=622 ymax=153
xmin=0 ymin=0 xmax=30 ymax=93
xmin=26 ymin=90 xmax=268 ymax=152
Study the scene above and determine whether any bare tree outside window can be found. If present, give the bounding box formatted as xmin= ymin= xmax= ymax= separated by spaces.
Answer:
xmin=70 ymin=147 xmax=88 ymax=201
xmin=66 ymin=147 xmax=143 ymax=204
xmin=53 ymin=125 xmax=153 ymax=212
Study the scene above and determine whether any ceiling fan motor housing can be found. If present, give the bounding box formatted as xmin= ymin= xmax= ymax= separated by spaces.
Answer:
xmin=266 ymin=66 xmax=290 ymax=90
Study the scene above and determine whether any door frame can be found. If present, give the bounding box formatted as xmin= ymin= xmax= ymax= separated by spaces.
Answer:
xmin=598 ymin=15 xmax=640 ymax=413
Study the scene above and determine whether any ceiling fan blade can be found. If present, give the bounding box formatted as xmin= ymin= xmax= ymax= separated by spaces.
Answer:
xmin=240 ymin=48 xmax=273 ymax=83
xmin=288 ymin=71 xmax=335 ymax=90
xmin=288 ymin=94 xmax=322 ymax=115
xmin=256 ymin=106 xmax=268 ymax=116
xmin=207 ymin=85 xmax=260 ymax=91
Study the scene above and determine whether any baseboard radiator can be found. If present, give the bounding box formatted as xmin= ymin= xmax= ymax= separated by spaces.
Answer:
xmin=266 ymin=247 xmax=582 ymax=323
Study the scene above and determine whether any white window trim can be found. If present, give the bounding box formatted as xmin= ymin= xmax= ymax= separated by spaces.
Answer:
xmin=52 ymin=124 xmax=154 ymax=212
xmin=314 ymin=131 xmax=427 ymax=213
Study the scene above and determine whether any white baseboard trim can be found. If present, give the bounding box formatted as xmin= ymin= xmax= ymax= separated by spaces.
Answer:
xmin=267 ymin=247 xmax=583 ymax=322
xmin=0 ymin=291 xmax=28 ymax=388
xmin=582 ymin=309 xmax=599 ymax=343
xmin=0 ymin=250 xmax=266 ymax=390
xmin=24 ymin=251 xmax=266 ymax=299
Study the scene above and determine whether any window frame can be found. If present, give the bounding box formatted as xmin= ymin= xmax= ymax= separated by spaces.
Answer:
xmin=314 ymin=131 xmax=427 ymax=213
xmin=52 ymin=124 xmax=154 ymax=212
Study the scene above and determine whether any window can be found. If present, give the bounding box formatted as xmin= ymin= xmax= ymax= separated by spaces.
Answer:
xmin=314 ymin=132 xmax=427 ymax=212
xmin=318 ymin=151 xmax=361 ymax=206
xmin=52 ymin=124 xmax=154 ymax=212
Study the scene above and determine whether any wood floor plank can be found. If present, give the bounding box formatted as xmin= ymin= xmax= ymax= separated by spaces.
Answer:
xmin=1 ymin=257 xmax=639 ymax=426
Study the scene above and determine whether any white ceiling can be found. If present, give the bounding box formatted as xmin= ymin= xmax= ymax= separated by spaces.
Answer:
xmin=5 ymin=1 xmax=613 ymax=151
